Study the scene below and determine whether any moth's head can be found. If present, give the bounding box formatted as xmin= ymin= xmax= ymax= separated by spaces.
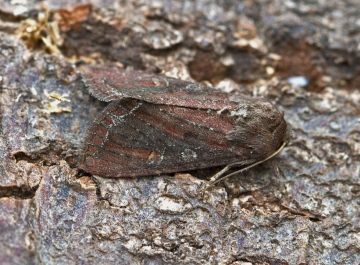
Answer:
xmin=252 ymin=98 xmax=288 ymax=158
xmin=229 ymin=97 xmax=288 ymax=160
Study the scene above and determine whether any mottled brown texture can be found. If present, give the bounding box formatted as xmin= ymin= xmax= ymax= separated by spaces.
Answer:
xmin=0 ymin=0 xmax=359 ymax=264
xmin=80 ymin=66 xmax=287 ymax=178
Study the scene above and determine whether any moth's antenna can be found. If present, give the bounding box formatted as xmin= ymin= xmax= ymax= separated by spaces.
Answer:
xmin=202 ymin=142 xmax=287 ymax=192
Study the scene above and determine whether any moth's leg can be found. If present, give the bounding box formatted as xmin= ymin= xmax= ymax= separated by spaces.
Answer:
xmin=203 ymin=142 xmax=287 ymax=191
xmin=203 ymin=161 xmax=250 ymax=191
xmin=207 ymin=163 xmax=242 ymax=187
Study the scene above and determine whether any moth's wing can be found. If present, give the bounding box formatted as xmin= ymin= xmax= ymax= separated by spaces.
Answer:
xmin=80 ymin=65 xmax=239 ymax=110
xmin=79 ymin=99 xmax=256 ymax=177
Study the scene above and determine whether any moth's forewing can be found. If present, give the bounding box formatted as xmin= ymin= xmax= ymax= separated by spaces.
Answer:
xmin=81 ymin=65 xmax=239 ymax=110
xmin=80 ymin=65 xmax=288 ymax=178
xmin=79 ymin=99 xmax=269 ymax=177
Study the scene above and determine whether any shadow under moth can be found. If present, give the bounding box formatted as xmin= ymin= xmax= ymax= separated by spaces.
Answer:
xmin=79 ymin=65 xmax=288 ymax=188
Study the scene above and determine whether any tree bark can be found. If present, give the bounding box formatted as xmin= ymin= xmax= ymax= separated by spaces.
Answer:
xmin=0 ymin=0 xmax=359 ymax=264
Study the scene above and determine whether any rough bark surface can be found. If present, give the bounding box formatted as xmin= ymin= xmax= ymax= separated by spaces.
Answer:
xmin=0 ymin=0 xmax=359 ymax=264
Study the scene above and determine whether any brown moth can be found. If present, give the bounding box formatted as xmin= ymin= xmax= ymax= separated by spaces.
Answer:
xmin=79 ymin=65 xmax=288 ymax=186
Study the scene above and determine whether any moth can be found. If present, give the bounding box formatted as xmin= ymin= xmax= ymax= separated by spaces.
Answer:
xmin=79 ymin=65 xmax=288 ymax=187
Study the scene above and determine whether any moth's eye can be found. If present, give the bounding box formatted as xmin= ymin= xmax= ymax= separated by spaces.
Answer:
xmin=267 ymin=113 xmax=284 ymax=132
